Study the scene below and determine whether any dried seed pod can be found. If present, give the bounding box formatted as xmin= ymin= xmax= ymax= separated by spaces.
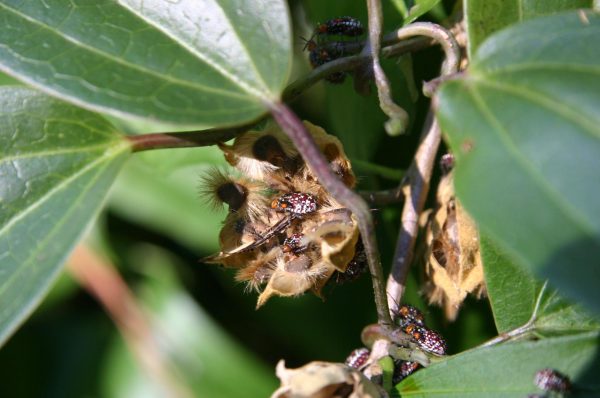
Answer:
xmin=404 ymin=324 xmax=447 ymax=356
xmin=345 ymin=348 xmax=370 ymax=370
xmin=424 ymin=170 xmax=486 ymax=321
xmin=534 ymin=368 xmax=571 ymax=393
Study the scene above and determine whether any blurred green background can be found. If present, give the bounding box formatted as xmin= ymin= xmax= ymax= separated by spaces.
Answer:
xmin=0 ymin=1 xmax=498 ymax=397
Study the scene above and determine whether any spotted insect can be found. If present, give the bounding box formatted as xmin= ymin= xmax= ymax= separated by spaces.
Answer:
xmin=315 ymin=16 xmax=364 ymax=37
xmin=534 ymin=368 xmax=571 ymax=393
xmin=282 ymin=233 xmax=308 ymax=254
xmin=345 ymin=348 xmax=370 ymax=370
xmin=223 ymin=193 xmax=319 ymax=255
xmin=392 ymin=360 xmax=420 ymax=384
xmin=271 ymin=192 xmax=318 ymax=215
xmin=394 ymin=304 xmax=425 ymax=329
xmin=404 ymin=324 xmax=447 ymax=356
xmin=303 ymin=39 xmax=347 ymax=84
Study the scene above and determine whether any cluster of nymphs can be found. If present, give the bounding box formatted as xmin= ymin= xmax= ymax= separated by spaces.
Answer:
xmin=202 ymin=121 xmax=365 ymax=307
xmin=303 ymin=16 xmax=364 ymax=83
xmin=345 ymin=304 xmax=447 ymax=384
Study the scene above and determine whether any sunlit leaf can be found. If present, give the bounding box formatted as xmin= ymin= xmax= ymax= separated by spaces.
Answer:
xmin=0 ymin=86 xmax=129 ymax=345
xmin=437 ymin=11 xmax=600 ymax=315
xmin=464 ymin=0 xmax=592 ymax=55
xmin=397 ymin=332 xmax=600 ymax=396
xmin=0 ymin=0 xmax=291 ymax=129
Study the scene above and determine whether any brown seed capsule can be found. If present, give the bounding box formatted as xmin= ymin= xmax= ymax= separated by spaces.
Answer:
xmin=534 ymin=368 xmax=571 ymax=393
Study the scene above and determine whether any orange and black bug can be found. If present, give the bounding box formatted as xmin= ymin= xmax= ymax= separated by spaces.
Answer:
xmin=315 ymin=17 xmax=364 ymax=37
xmin=393 ymin=360 xmax=420 ymax=384
xmin=303 ymin=39 xmax=347 ymax=84
xmin=394 ymin=304 xmax=425 ymax=328
xmin=282 ymin=233 xmax=308 ymax=254
xmin=404 ymin=324 xmax=447 ymax=356
xmin=223 ymin=193 xmax=319 ymax=255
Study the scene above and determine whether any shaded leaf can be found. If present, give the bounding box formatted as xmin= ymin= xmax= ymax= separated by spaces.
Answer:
xmin=403 ymin=0 xmax=442 ymax=25
xmin=397 ymin=332 xmax=600 ymax=397
xmin=0 ymin=0 xmax=291 ymax=129
xmin=437 ymin=11 xmax=600 ymax=315
xmin=465 ymin=0 xmax=592 ymax=55
xmin=102 ymin=245 xmax=277 ymax=398
xmin=0 ymin=86 xmax=129 ymax=345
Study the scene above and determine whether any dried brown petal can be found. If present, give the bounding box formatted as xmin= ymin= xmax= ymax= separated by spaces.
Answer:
xmin=424 ymin=171 xmax=486 ymax=321
xmin=271 ymin=360 xmax=384 ymax=398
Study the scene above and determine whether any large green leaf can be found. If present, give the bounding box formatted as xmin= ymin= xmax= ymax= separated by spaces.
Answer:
xmin=0 ymin=86 xmax=130 ymax=345
xmin=482 ymin=235 xmax=600 ymax=335
xmin=464 ymin=0 xmax=592 ymax=56
xmin=397 ymin=332 xmax=600 ymax=397
xmin=0 ymin=0 xmax=291 ymax=129
xmin=437 ymin=11 xmax=600 ymax=315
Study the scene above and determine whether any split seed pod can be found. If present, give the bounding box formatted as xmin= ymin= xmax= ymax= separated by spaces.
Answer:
xmin=205 ymin=121 xmax=361 ymax=307
xmin=423 ymin=163 xmax=486 ymax=321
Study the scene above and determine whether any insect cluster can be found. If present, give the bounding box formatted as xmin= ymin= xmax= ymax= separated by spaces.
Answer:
xmin=202 ymin=121 xmax=365 ymax=307
xmin=303 ymin=16 xmax=364 ymax=84
xmin=345 ymin=304 xmax=447 ymax=385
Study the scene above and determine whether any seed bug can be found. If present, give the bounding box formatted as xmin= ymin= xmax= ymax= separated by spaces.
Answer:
xmin=404 ymin=324 xmax=447 ymax=356
xmin=315 ymin=16 xmax=364 ymax=37
xmin=303 ymin=38 xmax=347 ymax=84
xmin=271 ymin=192 xmax=318 ymax=215
xmin=394 ymin=304 xmax=425 ymax=329
xmin=282 ymin=233 xmax=308 ymax=254
xmin=534 ymin=368 xmax=571 ymax=393
xmin=345 ymin=348 xmax=370 ymax=370
xmin=224 ymin=193 xmax=319 ymax=255
xmin=392 ymin=360 xmax=420 ymax=384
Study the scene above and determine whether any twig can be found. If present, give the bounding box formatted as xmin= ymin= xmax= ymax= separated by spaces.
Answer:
xmin=127 ymin=124 xmax=254 ymax=152
xmin=67 ymin=245 xmax=192 ymax=398
xmin=385 ymin=23 xmax=460 ymax=315
xmin=270 ymin=103 xmax=393 ymax=326
xmin=366 ymin=0 xmax=409 ymax=136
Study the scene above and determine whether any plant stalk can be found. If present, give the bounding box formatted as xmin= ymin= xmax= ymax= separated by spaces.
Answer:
xmin=270 ymin=102 xmax=393 ymax=326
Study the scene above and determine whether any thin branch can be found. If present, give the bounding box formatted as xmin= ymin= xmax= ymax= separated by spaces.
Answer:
xmin=127 ymin=124 xmax=254 ymax=152
xmin=366 ymin=0 xmax=409 ymax=136
xmin=385 ymin=23 xmax=460 ymax=315
xmin=270 ymin=102 xmax=393 ymax=326
xmin=68 ymin=245 xmax=192 ymax=398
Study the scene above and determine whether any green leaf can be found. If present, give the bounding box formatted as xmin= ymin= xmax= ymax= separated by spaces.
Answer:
xmin=481 ymin=236 xmax=538 ymax=333
xmin=102 ymin=245 xmax=277 ymax=398
xmin=465 ymin=0 xmax=592 ymax=55
xmin=397 ymin=332 xmax=600 ymax=397
xmin=0 ymin=0 xmax=291 ymax=129
xmin=403 ymin=0 xmax=442 ymax=25
xmin=0 ymin=86 xmax=129 ymax=346
xmin=483 ymin=235 xmax=600 ymax=336
xmin=437 ymin=11 xmax=600 ymax=315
